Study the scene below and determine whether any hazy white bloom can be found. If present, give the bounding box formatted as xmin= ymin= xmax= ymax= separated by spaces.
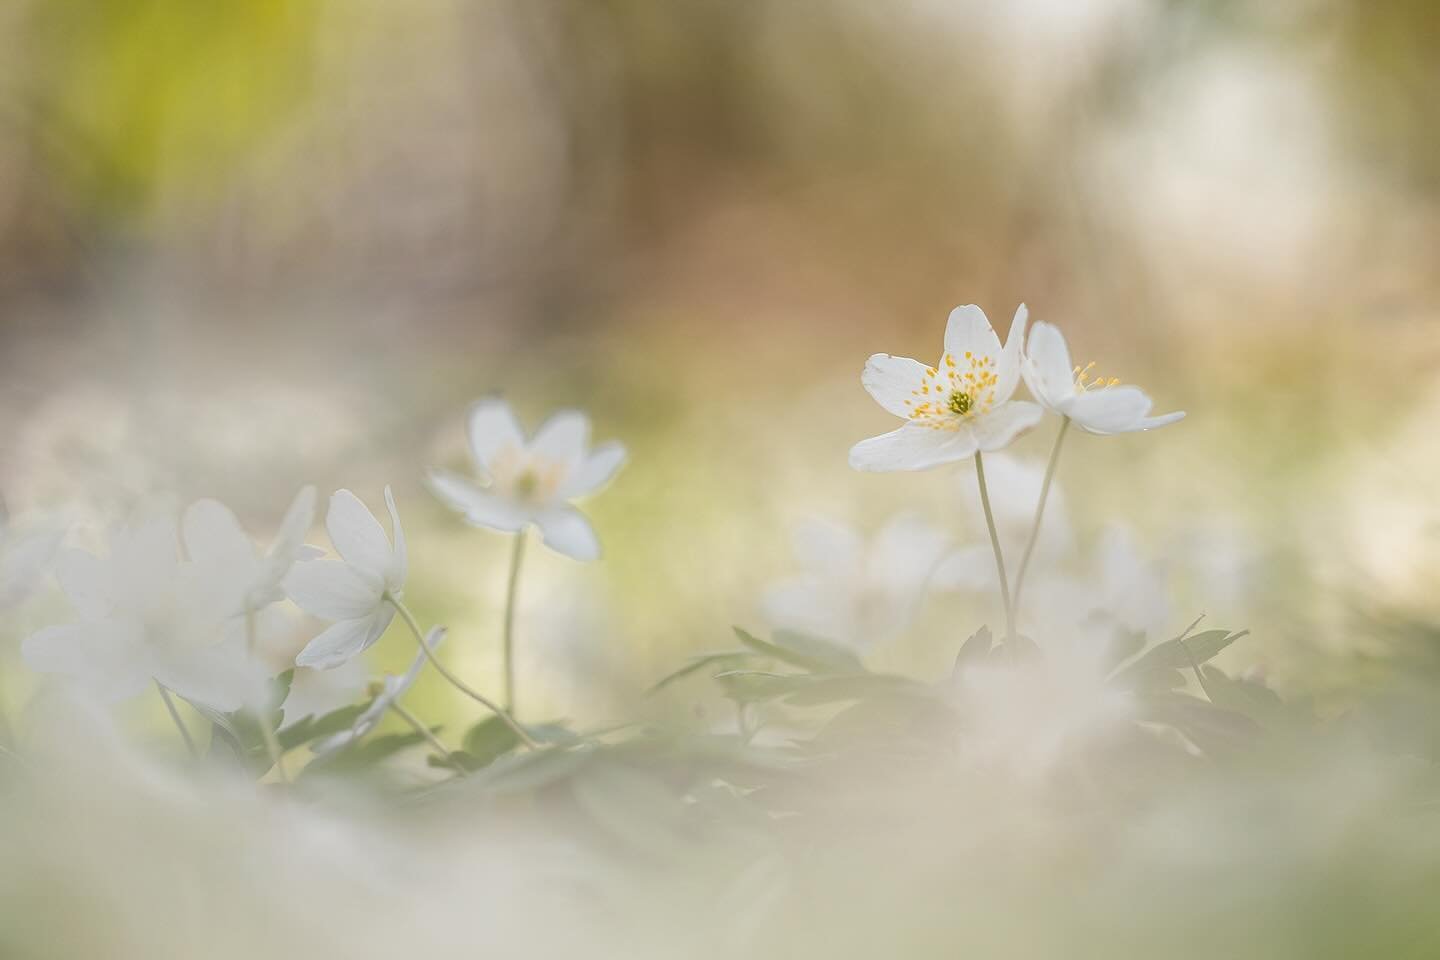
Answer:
xmin=182 ymin=487 xmax=317 ymax=615
xmin=1021 ymin=525 xmax=1171 ymax=642
xmin=0 ymin=517 xmax=63 ymax=610
xmin=849 ymin=304 xmax=1042 ymax=471
xmin=934 ymin=454 xmax=1074 ymax=590
xmin=426 ymin=399 xmax=625 ymax=562
xmin=241 ymin=605 xmax=369 ymax=728
xmin=1022 ymin=322 xmax=1185 ymax=434
xmin=22 ymin=516 xmax=249 ymax=710
xmin=286 ymin=489 xmax=407 ymax=670
xmin=312 ymin=627 xmax=444 ymax=754
xmin=761 ymin=513 xmax=950 ymax=652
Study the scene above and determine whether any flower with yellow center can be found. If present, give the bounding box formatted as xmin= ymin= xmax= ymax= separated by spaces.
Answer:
xmin=1021 ymin=322 xmax=1185 ymax=435
xmin=425 ymin=399 xmax=626 ymax=561
xmin=849 ymin=304 xmax=1042 ymax=471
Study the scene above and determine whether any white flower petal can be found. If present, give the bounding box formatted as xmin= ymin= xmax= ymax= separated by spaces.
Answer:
xmin=295 ymin=608 xmax=395 ymax=670
xmin=849 ymin=423 xmax=978 ymax=472
xmin=860 ymin=354 xmax=929 ymax=419
xmin=181 ymin=499 xmax=254 ymax=570
xmin=112 ymin=517 xmax=179 ymax=608
xmin=394 ymin=626 xmax=445 ymax=697
xmin=425 ymin=468 xmax=530 ymax=531
xmin=284 ymin=559 xmax=382 ymax=621
xmin=324 ymin=490 xmax=393 ymax=582
xmin=1022 ymin=321 xmax=1076 ymax=410
xmin=972 ymin=401 xmax=1044 ymax=452
xmin=1064 ymin=386 xmax=1155 ymax=435
xmin=383 ymin=486 xmax=406 ymax=591
xmin=22 ymin=621 xmax=154 ymax=703
xmin=1136 ymin=410 xmax=1186 ymax=431
xmin=556 ymin=441 xmax=627 ymax=501
xmin=760 ymin=578 xmax=856 ymax=649
xmin=467 ymin=398 xmax=525 ymax=477
xmin=154 ymin=643 xmax=252 ymax=713
xmin=943 ymin=305 xmax=1003 ymax=365
xmin=994 ymin=303 xmax=1029 ymax=402
xmin=261 ymin=486 xmax=317 ymax=586
xmin=0 ymin=525 xmax=62 ymax=610
xmin=280 ymin=661 xmax=369 ymax=729
xmin=534 ymin=506 xmax=600 ymax=561
xmin=55 ymin=548 xmax=112 ymax=619
xmin=531 ymin=409 xmax=591 ymax=466
xmin=867 ymin=513 xmax=951 ymax=594
xmin=932 ymin=545 xmax=1000 ymax=591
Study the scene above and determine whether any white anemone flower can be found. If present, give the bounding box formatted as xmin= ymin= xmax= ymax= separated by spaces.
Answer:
xmin=849 ymin=304 xmax=1043 ymax=471
xmin=1021 ymin=321 xmax=1185 ymax=434
xmin=286 ymin=488 xmax=407 ymax=671
xmin=242 ymin=604 xmax=369 ymax=729
xmin=22 ymin=517 xmax=249 ymax=710
xmin=181 ymin=487 xmax=317 ymax=616
xmin=425 ymin=399 xmax=626 ymax=562
xmin=761 ymin=513 xmax=950 ymax=653
xmin=312 ymin=627 xmax=444 ymax=755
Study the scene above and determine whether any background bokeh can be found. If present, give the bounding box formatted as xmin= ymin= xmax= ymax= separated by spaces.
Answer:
xmin=2 ymin=0 xmax=1439 ymax=726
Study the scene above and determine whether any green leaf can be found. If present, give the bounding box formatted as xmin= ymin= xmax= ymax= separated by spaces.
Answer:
xmin=734 ymin=627 xmax=863 ymax=673
xmin=278 ymin=704 xmax=366 ymax=753
xmin=1114 ymin=629 xmax=1247 ymax=686
xmin=461 ymin=715 xmax=521 ymax=769
xmin=465 ymin=745 xmax=594 ymax=794
xmin=647 ymin=652 xmax=753 ymax=693
xmin=301 ymin=732 xmax=429 ymax=778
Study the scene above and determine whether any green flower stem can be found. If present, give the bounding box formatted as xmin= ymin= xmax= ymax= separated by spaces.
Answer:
xmin=246 ymin=608 xmax=289 ymax=784
xmin=974 ymin=451 xmax=1015 ymax=641
xmin=385 ymin=594 xmax=540 ymax=750
xmin=155 ymin=681 xmax=199 ymax=759
xmin=389 ymin=701 xmax=464 ymax=773
xmin=502 ymin=531 xmax=527 ymax=717
xmin=1009 ymin=416 xmax=1071 ymax=630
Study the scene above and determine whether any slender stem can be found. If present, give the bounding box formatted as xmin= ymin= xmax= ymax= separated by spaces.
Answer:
xmin=246 ymin=608 xmax=289 ymax=784
xmin=1009 ymin=416 xmax=1071 ymax=629
xmin=155 ymin=681 xmax=199 ymax=759
xmin=501 ymin=532 xmax=527 ymax=716
xmin=389 ymin=702 xmax=464 ymax=772
xmin=974 ymin=452 xmax=1015 ymax=641
xmin=385 ymin=595 xmax=540 ymax=749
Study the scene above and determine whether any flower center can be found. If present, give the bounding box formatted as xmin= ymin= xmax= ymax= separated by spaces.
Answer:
xmin=904 ymin=351 xmax=999 ymax=429
xmin=1073 ymin=361 xmax=1120 ymax=393
xmin=514 ymin=470 xmax=540 ymax=500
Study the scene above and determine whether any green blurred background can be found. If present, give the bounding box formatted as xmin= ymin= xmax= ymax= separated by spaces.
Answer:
xmin=2 ymin=0 xmax=1438 ymax=725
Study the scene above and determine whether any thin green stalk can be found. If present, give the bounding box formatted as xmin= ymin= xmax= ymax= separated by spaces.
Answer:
xmin=501 ymin=532 xmax=527 ymax=716
xmin=385 ymin=594 xmax=540 ymax=750
xmin=1009 ymin=416 xmax=1071 ymax=629
xmin=389 ymin=701 xmax=464 ymax=773
xmin=246 ymin=608 xmax=289 ymax=783
xmin=974 ymin=452 xmax=1015 ymax=641
xmin=155 ymin=681 xmax=199 ymax=759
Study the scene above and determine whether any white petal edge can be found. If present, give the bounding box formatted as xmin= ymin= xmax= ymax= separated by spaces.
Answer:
xmin=849 ymin=423 xmax=979 ymax=472
xmin=860 ymin=354 xmax=930 ymax=419
xmin=534 ymin=506 xmax=601 ymax=561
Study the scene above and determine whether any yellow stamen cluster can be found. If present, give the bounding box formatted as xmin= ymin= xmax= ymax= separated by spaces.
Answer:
xmin=490 ymin=446 xmax=565 ymax=502
xmin=1073 ymin=361 xmax=1120 ymax=393
xmin=903 ymin=351 xmax=999 ymax=429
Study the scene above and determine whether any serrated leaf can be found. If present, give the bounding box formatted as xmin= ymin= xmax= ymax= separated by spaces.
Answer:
xmin=461 ymin=715 xmax=521 ymax=769
xmin=278 ymin=704 xmax=366 ymax=753
xmin=301 ymin=731 xmax=429 ymax=778
xmin=647 ymin=652 xmax=753 ymax=693
xmin=1114 ymin=629 xmax=1246 ymax=686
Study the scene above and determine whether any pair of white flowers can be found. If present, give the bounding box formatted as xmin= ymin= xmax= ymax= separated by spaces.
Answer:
xmin=849 ymin=304 xmax=1184 ymax=471
xmin=23 ymin=399 xmax=625 ymax=721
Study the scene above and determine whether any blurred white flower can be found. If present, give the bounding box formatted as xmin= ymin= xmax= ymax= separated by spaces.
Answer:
xmin=21 ymin=516 xmax=250 ymax=710
xmin=181 ymin=487 xmax=317 ymax=615
xmin=286 ymin=488 xmax=407 ymax=670
xmin=241 ymin=604 xmax=369 ymax=729
xmin=849 ymin=304 xmax=1042 ymax=471
xmin=934 ymin=454 xmax=1074 ymax=590
xmin=1022 ymin=525 xmax=1172 ymax=642
xmin=426 ymin=399 xmax=626 ymax=562
xmin=1022 ymin=322 xmax=1185 ymax=435
xmin=761 ymin=513 xmax=950 ymax=652
xmin=312 ymin=627 xmax=444 ymax=754
xmin=0 ymin=516 xmax=63 ymax=610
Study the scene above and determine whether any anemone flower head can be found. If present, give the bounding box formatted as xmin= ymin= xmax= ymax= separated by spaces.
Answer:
xmin=426 ymin=399 xmax=626 ymax=562
xmin=182 ymin=487 xmax=317 ymax=616
xmin=761 ymin=513 xmax=950 ymax=653
xmin=312 ymin=627 xmax=444 ymax=755
xmin=1022 ymin=321 xmax=1185 ymax=435
xmin=849 ymin=304 xmax=1043 ymax=472
xmin=241 ymin=604 xmax=369 ymax=729
xmin=285 ymin=488 xmax=407 ymax=671
xmin=21 ymin=515 xmax=250 ymax=710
